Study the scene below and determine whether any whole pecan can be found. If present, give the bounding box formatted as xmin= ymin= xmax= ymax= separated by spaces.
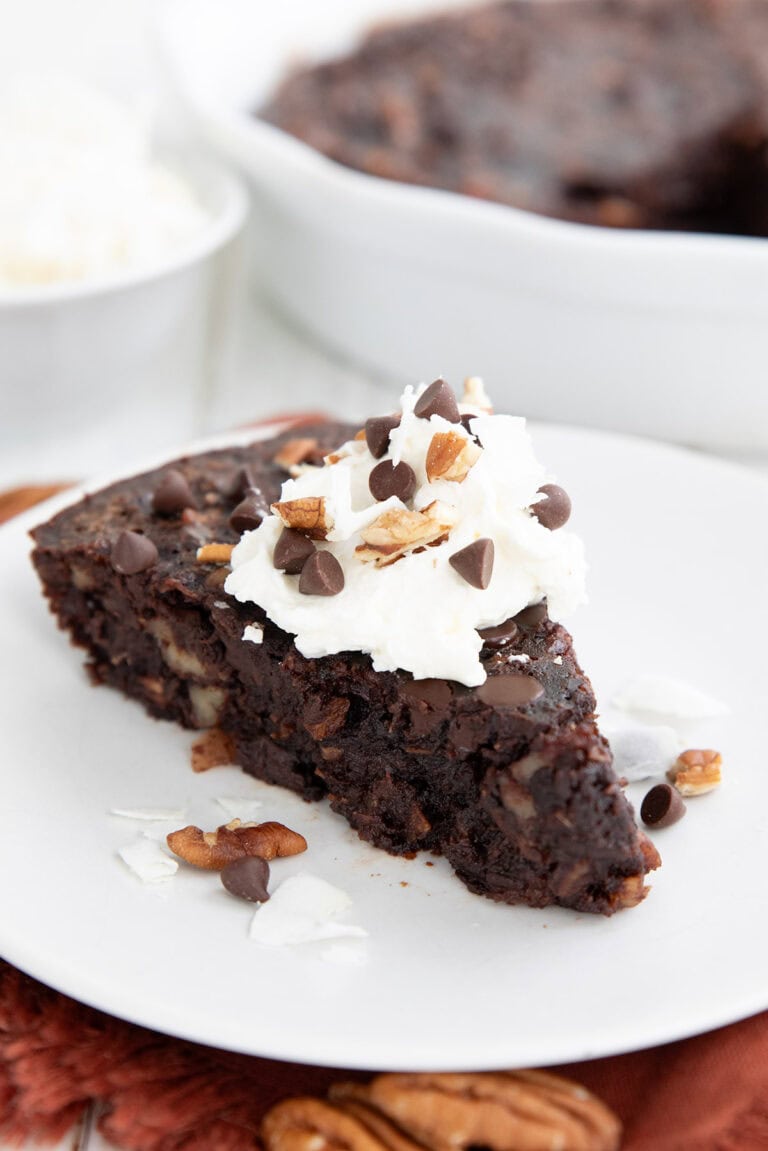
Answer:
xmin=330 ymin=1071 xmax=621 ymax=1151
xmin=167 ymin=819 xmax=307 ymax=870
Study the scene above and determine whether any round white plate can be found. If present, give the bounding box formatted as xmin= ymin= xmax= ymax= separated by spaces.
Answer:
xmin=1 ymin=424 xmax=766 ymax=1071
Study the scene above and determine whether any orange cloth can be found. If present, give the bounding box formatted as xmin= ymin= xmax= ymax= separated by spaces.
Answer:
xmin=0 ymin=960 xmax=766 ymax=1151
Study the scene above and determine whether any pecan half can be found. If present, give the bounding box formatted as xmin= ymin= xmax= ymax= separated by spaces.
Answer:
xmin=167 ymin=818 xmax=307 ymax=870
xmin=331 ymin=1071 xmax=621 ymax=1151
xmin=356 ymin=501 xmax=459 ymax=566
xmin=272 ymin=497 xmax=333 ymax=540
xmin=263 ymin=1098 xmax=391 ymax=1151
xmin=667 ymin=748 xmax=722 ymax=796
xmin=426 ymin=431 xmax=482 ymax=484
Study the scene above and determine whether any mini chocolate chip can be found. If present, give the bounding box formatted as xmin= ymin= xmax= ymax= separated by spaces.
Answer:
xmin=478 ymin=618 xmax=519 ymax=649
xmin=369 ymin=459 xmax=417 ymax=503
xmin=641 ymin=783 xmax=687 ymax=829
xmin=273 ymin=528 xmax=316 ymax=574
xmin=299 ymin=550 xmax=345 ymax=596
xmin=531 ymin=484 xmax=572 ymax=530
xmin=365 ymin=414 xmax=401 ymax=459
xmin=449 ymin=538 xmax=494 ymax=589
xmin=151 ymin=469 xmax=195 ymax=516
xmin=230 ymin=486 xmax=270 ymax=533
xmin=110 ymin=530 xmax=158 ymax=575
xmin=232 ymin=465 xmax=257 ymax=500
xmin=476 ymin=673 xmax=544 ymax=708
xmin=514 ymin=602 xmax=548 ymax=629
xmin=414 ymin=378 xmax=461 ymax=423
xmin=221 ymin=856 xmax=270 ymax=903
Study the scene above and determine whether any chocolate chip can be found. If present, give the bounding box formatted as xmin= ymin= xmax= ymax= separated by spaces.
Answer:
xmin=460 ymin=413 xmax=482 ymax=446
xmin=476 ymin=673 xmax=544 ymax=708
xmin=151 ymin=469 xmax=195 ymax=516
xmin=414 ymin=378 xmax=461 ymax=423
xmin=641 ymin=783 xmax=687 ymax=829
xmin=449 ymin=538 xmax=494 ymax=589
xmin=273 ymin=528 xmax=316 ymax=574
xmin=365 ymin=414 xmax=401 ymax=459
xmin=478 ymin=618 xmax=519 ymax=649
xmin=369 ymin=459 xmax=417 ymax=503
xmin=221 ymin=856 xmax=270 ymax=903
xmin=110 ymin=530 xmax=158 ymax=575
xmin=233 ymin=465 xmax=257 ymax=500
xmin=514 ymin=602 xmax=548 ymax=629
xmin=401 ymin=679 xmax=453 ymax=706
xmin=229 ymin=486 xmax=270 ymax=533
xmin=531 ymin=484 xmax=571 ymax=530
xmin=299 ymin=550 xmax=345 ymax=596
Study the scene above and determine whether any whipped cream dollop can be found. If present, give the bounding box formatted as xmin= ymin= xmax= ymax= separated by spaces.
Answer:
xmin=0 ymin=75 xmax=209 ymax=288
xmin=225 ymin=381 xmax=587 ymax=687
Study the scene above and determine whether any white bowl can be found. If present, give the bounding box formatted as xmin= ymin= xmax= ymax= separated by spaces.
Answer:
xmin=0 ymin=154 xmax=248 ymax=486
xmin=158 ymin=0 xmax=768 ymax=453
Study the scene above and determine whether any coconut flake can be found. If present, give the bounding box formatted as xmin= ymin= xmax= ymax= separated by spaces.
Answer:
xmin=613 ymin=675 xmax=730 ymax=720
xmin=603 ymin=723 xmax=682 ymax=783
xmin=249 ymin=874 xmax=367 ymax=946
xmin=242 ymin=624 xmax=264 ymax=644
xmin=110 ymin=806 xmax=187 ymax=822
xmin=118 ymin=835 xmax=178 ymax=882
xmin=215 ymin=796 xmax=264 ymax=821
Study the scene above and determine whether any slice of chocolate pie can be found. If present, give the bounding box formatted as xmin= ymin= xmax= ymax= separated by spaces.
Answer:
xmin=31 ymin=380 xmax=659 ymax=915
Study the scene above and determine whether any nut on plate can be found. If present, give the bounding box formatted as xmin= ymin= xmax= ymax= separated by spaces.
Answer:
xmin=356 ymin=501 xmax=459 ymax=566
xmin=426 ymin=431 xmax=482 ymax=483
xmin=262 ymin=1070 xmax=621 ymax=1151
xmin=667 ymin=748 xmax=722 ymax=796
xmin=167 ymin=818 xmax=307 ymax=870
xmin=272 ymin=496 xmax=333 ymax=540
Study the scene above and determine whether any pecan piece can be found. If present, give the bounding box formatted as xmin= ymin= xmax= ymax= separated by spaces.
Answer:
xmin=196 ymin=542 xmax=234 ymax=564
xmin=356 ymin=501 xmax=459 ymax=566
xmin=167 ymin=818 xmax=307 ymax=870
xmin=191 ymin=727 xmax=237 ymax=772
xmin=263 ymin=1098 xmax=391 ymax=1151
xmin=331 ymin=1071 xmax=621 ymax=1151
xmin=272 ymin=497 xmax=333 ymax=540
xmin=667 ymin=748 xmax=722 ymax=795
xmin=426 ymin=431 xmax=482 ymax=484
xmin=460 ymin=376 xmax=493 ymax=413
xmin=273 ymin=437 xmax=321 ymax=472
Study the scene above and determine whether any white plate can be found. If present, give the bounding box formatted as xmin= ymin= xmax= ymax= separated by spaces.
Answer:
xmin=1 ymin=424 xmax=766 ymax=1071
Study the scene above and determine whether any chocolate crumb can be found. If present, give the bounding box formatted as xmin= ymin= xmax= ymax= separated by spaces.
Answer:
xmin=369 ymin=459 xmax=417 ymax=503
xmin=414 ymin=378 xmax=461 ymax=423
xmin=531 ymin=484 xmax=572 ymax=530
xmin=449 ymin=538 xmax=494 ymax=589
xmin=299 ymin=550 xmax=345 ymax=596
xmin=273 ymin=528 xmax=316 ymax=574
xmin=152 ymin=469 xmax=195 ymax=516
xmin=110 ymin=531 xmax=158 ymax=575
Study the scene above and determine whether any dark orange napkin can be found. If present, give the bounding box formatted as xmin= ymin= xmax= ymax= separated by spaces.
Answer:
xmin=1 ymin=960 xmax=767 ymax=1151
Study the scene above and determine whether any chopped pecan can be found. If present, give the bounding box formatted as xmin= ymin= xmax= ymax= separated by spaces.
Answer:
xmin=273 ymin=438 xmax=320 ymax=471
xmin=196 ymin=542 xmax=234 ymax=564
xmin=272 ymin=496 xmax=333 ymax=540
xmin=668 ymin=748 xmax=722 ymax=796
xmin=191 ymin=727 xmax=237 ymax=772
xmin=167 ymin=818 xmax=307 ymax=870
xmin=356 ymin=501 xmax=459 ymax=566
xmin=303 ymin=696 xmax=350 ymax=741
xmin=426 ymin=431 xmax=482 ymax=484
xmin=330 ymin=1071 xmax=621 ymax=1151
xmin=460 ymin=376 xmax=493 ymax=413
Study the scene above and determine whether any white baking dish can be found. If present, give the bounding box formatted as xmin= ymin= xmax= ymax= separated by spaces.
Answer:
xmin=159 ymin=0 xmax=768 ymax=451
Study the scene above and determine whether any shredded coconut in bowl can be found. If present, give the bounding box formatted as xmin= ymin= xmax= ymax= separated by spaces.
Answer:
xmin=0 ymin=74 xmax=209 ymax=289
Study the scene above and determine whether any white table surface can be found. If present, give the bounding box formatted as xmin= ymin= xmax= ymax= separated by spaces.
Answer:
xmin=1 ymin=2 xmax=766 ymax=1148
